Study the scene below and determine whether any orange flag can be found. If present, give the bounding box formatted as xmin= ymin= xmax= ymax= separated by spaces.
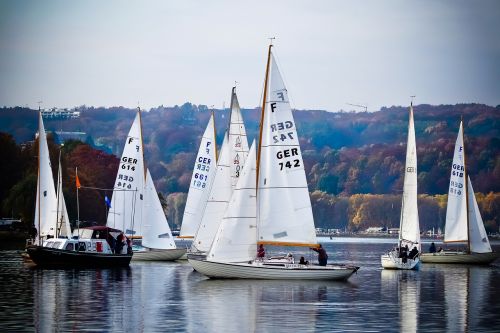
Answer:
xmin=76 ymin=174 xmax=81 ymax=189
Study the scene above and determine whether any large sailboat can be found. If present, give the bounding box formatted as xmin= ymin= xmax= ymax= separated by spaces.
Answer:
xmin=420 ymin=121 xmax=499 ymax=264
xmin=179 ymin=112 xmax=218 ymax=240
xmin=189 ymin=88 xmax=250 ymax=257
xmin=188 ymin=44 xmax=359 ymax=280
xmin=381 ymin=102 xmax=420 ymax=270
xmin=27 ymin=112 xmax=132 ymax=267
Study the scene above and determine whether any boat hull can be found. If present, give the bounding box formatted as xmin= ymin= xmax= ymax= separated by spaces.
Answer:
xmin=188 ymin=258 xmax=359 ymax=281
xmin=420 ymin=251 xmax=500 ymax=264
xmin=381 ymin=252 xmax=420 ymax=270
xmin=26 ymin=245 xmax=132 ymax=268
xmin=131 ymin=248 xmax=186 ymax=261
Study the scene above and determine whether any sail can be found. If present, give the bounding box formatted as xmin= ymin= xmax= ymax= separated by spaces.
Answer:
xmin=467 ymin=177 xmax=491 ymax=253
xmin=228 ymin=87 xmax=250 ymax=188
xmin=208 ymin=141 xmax=257 ymax=262
xmin=106 ymin=112 xmax=145 ymax=236
xmin=34 ymin=112 xmax=58 ymax=241
xmin=180 ymin=113 xmax=217 ymax=238
xmin=56 ymin=157 xmax=72 ymax=238
xmin=399 ymin=105 xmax=420 ymax=250
xmin=142 ymin=169 xmax=176 ymax=250
xmin=192 ymin=132 xmax=232 ymax=252
xmin=257 ymin=52 xmax=317 ymax=247
xmin=444 ymin=121 xmax=468 ymax=242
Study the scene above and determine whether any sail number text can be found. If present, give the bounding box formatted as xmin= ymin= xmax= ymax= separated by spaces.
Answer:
xmin=270 ymin=121 xmax=295 ymax=144
xmin=277 ymin=148 xmax=300 ymax=171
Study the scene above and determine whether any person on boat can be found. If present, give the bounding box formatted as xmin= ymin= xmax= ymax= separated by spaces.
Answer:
xmin=437 ymin=246 xmax=443 ymax=253
xmin=115 ymin=233 xmax=125 ymax=254
xmin=126 ymin=236 xmax=132 ymax=254
xmin=311 ymin=244 xmax=328 ymax=266
xmin=408 ymin=246 xmax=419 ymax=259
xmin=399 ymin=245 xmax=408 ymax=263
xmin=299 ymin=256 xmax=309 ymax=265
xmin=257 ymin=244 xmax=266 ymax=260
xmin=429 ymin=242 xmax=436 ymax=253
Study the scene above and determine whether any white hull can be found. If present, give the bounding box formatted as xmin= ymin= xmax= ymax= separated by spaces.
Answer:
xmin=381 ymin=252 xmax=420 ymax=270
xmin=420 ymin=251 xmax=499 ymax=265
xmin=189 ymin=258 xmax=359 ymax=281
xmin=131 ymin=248 xmax=186 ymax=261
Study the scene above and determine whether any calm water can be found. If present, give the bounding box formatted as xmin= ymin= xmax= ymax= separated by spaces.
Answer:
xmin=1 ymin=238 xmax=499 ymax=332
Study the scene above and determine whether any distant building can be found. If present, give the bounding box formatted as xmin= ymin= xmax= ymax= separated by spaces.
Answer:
xmin=41 ymin=107 xmax=80 ymax=119
xmin=388 ymin=228 xmax=400 ymax=235
xmin=365 ymin=227 xmax=384 ymax=233
xmin=55 ymin=131 xmax=87 ymax=143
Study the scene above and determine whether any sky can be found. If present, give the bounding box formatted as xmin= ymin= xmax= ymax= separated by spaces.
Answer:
xmin=0 ymin=0 xmax=499 ymax=112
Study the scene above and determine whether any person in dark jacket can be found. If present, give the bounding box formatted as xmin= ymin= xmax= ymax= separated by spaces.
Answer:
xmin=310 ymin=244 xmax=328 ymax=266
xmin=257 ymin=244 xmax=266 ymax=260
xmin=429 ymin=242 xmax=436 ymax=253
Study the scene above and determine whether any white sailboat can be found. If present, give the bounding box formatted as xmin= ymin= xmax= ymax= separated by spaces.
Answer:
xmin=189 ymin=44 xmax=359 ymax=280
xmin=381 ymin=102 xmax=421 ymax=270
xmin=420 ymin=121 xmax=499 ymax=264
xmin=190 ymin=88 xmax=250 ymax=256
xmin=106 ymin=111 xmax=145 ymax=238
xmin=179 ymin=112 xmax=218 ymax=239
xmin=28 ymin=112 xmax=132 ymax=267
xmin=132 ymin=169 xmax=186 ymax=260
xmin=33 ymin=111 xmax=59 ymax=243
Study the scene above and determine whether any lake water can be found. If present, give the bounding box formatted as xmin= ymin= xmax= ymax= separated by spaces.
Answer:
xmin=1 ymin=237 xmax=499 ymax=332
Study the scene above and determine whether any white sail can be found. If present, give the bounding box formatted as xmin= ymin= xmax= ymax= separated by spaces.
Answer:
xmin=180 ymin=113 xmax=217 ymax=238
xmin=444 ymin=121 xmax=468 ymax=243
xmin=192 ymin=132 xmax=232 ymax=252
xmin=399 ymin=105 xmax=420 ymax=250
xmin=467 ymin=177 xmax=491 ymax=253
xmin=257 ymin=53 xmax=317 ymax=247
xmin=208 ymin=141 xmax=257 ymax=262
xmin=228 ymin=87 xmax=250 ymax=187
xmin=56 ymin=157 xmax=72 ymax=238
xmin=142 ymin=169 xmax=176 ymax=250
xmin=34 ymin=112 xmax=58 ymax=241
xmin=106 ymin=112 xmax=145 ymax=236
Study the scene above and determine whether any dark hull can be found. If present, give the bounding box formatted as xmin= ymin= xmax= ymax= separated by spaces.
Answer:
xmin=26 ymin=246 xmax=132 ymax=268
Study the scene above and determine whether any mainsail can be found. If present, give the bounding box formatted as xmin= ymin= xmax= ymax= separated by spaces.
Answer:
xmin=257 ymin=50 xmax=317 ymax=247
xmin=444 ymin=121 xmax=468 ymax=243
xmin=180 ymin=112 xmax=217 ymax=238
xmin=106 ymin=111 xmax=145 ymax=236
xmin=228 ymin=87 xmax=250 ymax=187
xmin=142 ymin=169 xmax=176 ymax=250
xmin=34 ymin=112 xmax=58 ymax=241
xmin=399 ymin=104 xmax=420 ymax=250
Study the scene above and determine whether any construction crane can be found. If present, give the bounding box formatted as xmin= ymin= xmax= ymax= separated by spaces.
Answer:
xmin=346 ymin=103 xmax=367 ymax=112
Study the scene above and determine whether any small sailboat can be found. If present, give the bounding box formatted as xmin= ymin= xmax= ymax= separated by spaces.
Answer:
xmin=132 ymin=169 xmax=186 ymax=260
xmin=381 ymin=101 xmax=420 ymax=270
xmin=420 ymin=120 xmax=499 ymax=264
xmin=27 ymin=112 xmax=132 ymax=267
xmin=179 ymin=112 xmax=218 ymax=239
xmin=188 ymin=43 xmax=359 ymax=280
xmin=189 ymin=88 xmax=250 ymax=258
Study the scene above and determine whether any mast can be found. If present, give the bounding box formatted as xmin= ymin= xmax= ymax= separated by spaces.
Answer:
xmin=37 ymin=110 xmax=41 ymax=245
xmin=137 ymin=107 xmax=147 ymax=181
xmin=461 ymin=117 xmax=471 ymax=252
xmin=212 ymin=110 xmax=218 ymax=163
xmin=256 ymin=40 xmax=274 ymax=188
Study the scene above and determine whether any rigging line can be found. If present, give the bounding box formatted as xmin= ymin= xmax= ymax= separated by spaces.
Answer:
xmin=79 ymin=186 xmax=138 ymax=192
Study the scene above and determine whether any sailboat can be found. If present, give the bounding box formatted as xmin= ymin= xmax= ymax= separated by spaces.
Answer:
xmin=27 ymin=112 xmax=132 ymax=267
xmin=106 ymin=110 xmax=185 ymax=261
xmin=179 ymin=112 xmax=218 ymax=239
xmin=132 ymin=169 xmax=186 ymax=260
xmin=420 ymin=121 xmax=499 ymax=264
xmin=189 ymin=88 xmax=250 ymax=258
xmin=188 ymin=43 xmax=359 ymax=280
xmin=381 ymin=102 xmax=420 ymax=270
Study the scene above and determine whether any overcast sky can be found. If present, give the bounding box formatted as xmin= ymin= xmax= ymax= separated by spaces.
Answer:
xmin=1 ymin=0 xmax=499 ymax=112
